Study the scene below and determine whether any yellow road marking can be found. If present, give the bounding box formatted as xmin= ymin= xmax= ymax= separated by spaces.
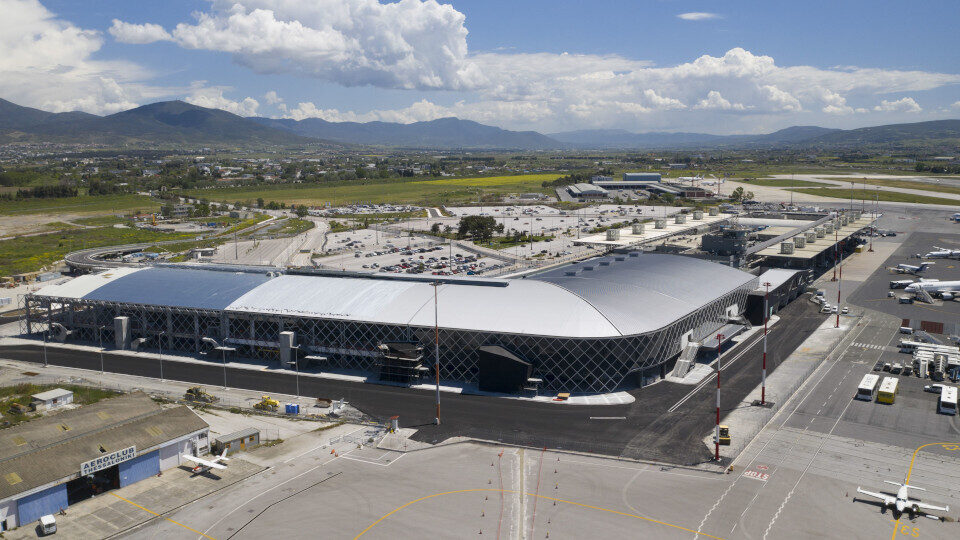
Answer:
xmin=352 ymin=488 xmax=725 ymax=540
xmin=109 ymin=492 xmax=217 ymax=540
xmin=890 ymin=442 xmax=958 ymax=540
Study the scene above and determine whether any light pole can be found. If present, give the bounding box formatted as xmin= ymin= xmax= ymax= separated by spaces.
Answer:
xmin=98 ymin=325 xmax=105 ymax=375
xmin=433 ymin=282 xmax=441 ymax=425
xmin=157 ymin=331 xmax=165 ymax=382
xmin=42 ymin=325 xmax=48 ymax=368
xmin=288 ymin=345 xmax=301 ymax=398
xmin=715 ymin=332 xmax=725 ymax=461
xmin=761 ymin=282 xmax=770 ymax=406
xmin=836 ymin=252 xmax=843 ymax=329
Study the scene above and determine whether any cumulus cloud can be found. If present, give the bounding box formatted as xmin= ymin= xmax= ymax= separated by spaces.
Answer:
xmin=0 ymin=0 xmax=178 ymax=115
xmin=283 ymin=98 xmax=552 ymax=125
xmin=263 ymin=90 xmax=283 ymax=105
xmin=694 ymin=91 xmax=746 ymax=111
xmin=185 ymin=83 xmax=260 ymax=116
xmin=109 ymin=19 xmax=172 ymax=44
xmin=132 ymin=0 xmax=483 ymax=91
xmin=874 ymin=97 xmax=922 ymax=113
xmin=677 ymin=12 xmax=722 ymax=21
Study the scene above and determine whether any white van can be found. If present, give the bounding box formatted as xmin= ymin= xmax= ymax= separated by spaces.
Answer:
xmin=39 ymin=515 xmax=56 ymax=535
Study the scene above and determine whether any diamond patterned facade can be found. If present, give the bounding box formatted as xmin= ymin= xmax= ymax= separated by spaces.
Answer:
xmin=23 ymin=255 xmax=758 ymax=393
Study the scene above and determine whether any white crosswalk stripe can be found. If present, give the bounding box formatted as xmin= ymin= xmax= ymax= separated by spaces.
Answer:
xmin=852 ymin=342 xmax=887 ymax=350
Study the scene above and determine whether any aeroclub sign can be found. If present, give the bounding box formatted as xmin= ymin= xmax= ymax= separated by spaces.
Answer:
xmin=80 ymin=446 xmax=137 ymax=475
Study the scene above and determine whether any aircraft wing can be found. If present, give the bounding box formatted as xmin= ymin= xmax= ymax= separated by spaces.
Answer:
xmin=912 ymin=500 xmax=950 ymax=513
xmin=182 ymin=454 xmax=227 ymax=470
xmin=856 ymin=488 xmax=895 ymax=505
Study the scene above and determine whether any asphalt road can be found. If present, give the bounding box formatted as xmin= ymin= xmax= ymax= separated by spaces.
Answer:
xmin=0 ymin=298 xmax=825 ymax=465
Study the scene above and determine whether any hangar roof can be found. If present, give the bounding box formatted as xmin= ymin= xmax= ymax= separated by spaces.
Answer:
xmin=32 ymin=254 xmax=757 ymax=338
xmin=0 ymin=393 xmax=207 ymax=502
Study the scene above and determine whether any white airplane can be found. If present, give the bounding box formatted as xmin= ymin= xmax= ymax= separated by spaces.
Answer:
xmin=890 ymin=262 xmax=935 ymax=275
xmin=857 ymin=481 xmax=950 ymax=520
xmin=182 ymin=448 xmax=229 ymax=475
xmin=905 ymin=280 xmax=960 ymax=300
xmin=921 ymin=246 xmax=960 ymax=259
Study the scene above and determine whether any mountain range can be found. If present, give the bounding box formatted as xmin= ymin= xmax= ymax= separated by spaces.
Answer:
xmin=1 ymin=98 xmax=958 ymax=151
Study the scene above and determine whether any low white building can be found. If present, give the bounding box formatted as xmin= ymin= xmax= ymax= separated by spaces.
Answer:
xmin=30 ymin=389 xmax=73 ymax=412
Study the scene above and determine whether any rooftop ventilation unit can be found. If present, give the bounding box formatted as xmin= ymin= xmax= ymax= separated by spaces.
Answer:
xmin=692 ymin=210 xmax=704 ymax=220
xmin=675 ymin=214 xmax=687 ymax=224
xmin=632 ymin=223 xmax=644 ymax=234
xmin=780 ymin=241 xmax=795 ymax=254
xmin=654 ymin=219 xmax=667 ymax=229
xmin=606 ymin=229 xmax=621 ymax=241
xmin=805 ymin=231 xmax=816 ymax=243
xmin=708 ymin=207 xmax=720 ymax=216
xmin=794 ymin=235 xmax=807 ymax=248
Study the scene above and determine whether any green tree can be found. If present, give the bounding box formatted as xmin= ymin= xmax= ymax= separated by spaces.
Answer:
xmin=295 ymin=205 xmax=308 ymax=218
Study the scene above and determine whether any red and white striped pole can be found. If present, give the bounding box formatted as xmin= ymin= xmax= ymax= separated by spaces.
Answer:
xmin=715 ymin=332 xmax=725 ymax=461
xmin=762 ymin=282 xmax=771 ymax=406
xmin=836 ymin=251 xmax=842 ymax=329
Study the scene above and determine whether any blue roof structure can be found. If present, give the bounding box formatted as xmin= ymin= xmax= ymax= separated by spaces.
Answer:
xmin=83 ymin=267 xmax=270 ymax=310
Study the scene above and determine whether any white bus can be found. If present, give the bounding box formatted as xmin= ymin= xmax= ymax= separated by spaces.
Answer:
xmin=856 ymin=373 xmax=880 ymax=401
xmin=939 ymin=386 xmax=958 ymax=415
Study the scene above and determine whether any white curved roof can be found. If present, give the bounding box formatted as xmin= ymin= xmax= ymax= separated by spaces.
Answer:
xmin=32 ymin=253 xmax=757 ymax=339
xmin=227 ymin=275 xmax=621 ymax=338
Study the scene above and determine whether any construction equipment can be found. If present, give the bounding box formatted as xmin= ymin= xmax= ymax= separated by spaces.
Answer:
xmin=253 ymin=395 xmax=280 ymax=411
xmin=718 ymin=425 xmax=731 ymax=446
xmin=184 ymin=386 xmax=218 ymax=403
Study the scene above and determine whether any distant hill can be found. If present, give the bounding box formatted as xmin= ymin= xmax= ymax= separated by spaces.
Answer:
xmin=1 ymin=97 xmax=958 ymax=151
xmin=549 ymin=121 xmax=957 ymax=150
xmin=0 ymin=99 xmax=311 ymax=146
xmin=252 ymin=116 xmax=561 ymax=149
xmin=803 ymin=119 xmax=960 ymax=147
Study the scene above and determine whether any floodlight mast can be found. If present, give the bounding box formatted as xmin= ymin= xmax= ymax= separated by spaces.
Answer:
xmin=433 ymin=282 xmax=441 ymax=425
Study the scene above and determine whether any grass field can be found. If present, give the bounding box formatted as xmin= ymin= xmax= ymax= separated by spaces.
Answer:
xmin=735 ymin=178 xmax=833 ymax=188
xmin=815 ymin=177 xmax=960 ymax=197
xmin=787 ymin=188 xmax=960 ymax=206
xmin=0 ymin=226 xmax=195 ymax=276
xmin=71 ymin=215 xmax=131 ymax=226
xmin=184 ymin=174 xmax=563 ymax=207
xmin=1 ymin=383 xmax=119 ymax=428
xmin=0 ymin=194 xmax=160 ymax=216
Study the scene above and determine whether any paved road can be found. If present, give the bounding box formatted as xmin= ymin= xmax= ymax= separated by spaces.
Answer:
xmin=0 ymin=300 xmax=824 ymax=465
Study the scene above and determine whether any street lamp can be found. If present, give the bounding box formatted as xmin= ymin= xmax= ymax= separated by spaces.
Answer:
xmin=288 ymin=345 xmax=301 ymax=398
xmin=157 ymin=331 xmax=165 ymax=382
xmin=432 ymin=281 xmax=441 ymax=426
xmin=97 ymin=325 xmax=106 ymax=375
xmin=714 ymin=332 xmax=725 ymax=461
xmin=201 ymin=337 xmax=234 ymax=389
xmin=42 ymin=324 xmax=48 ymax=368
xmin=761 ymin=282 xmax=771 ymax=406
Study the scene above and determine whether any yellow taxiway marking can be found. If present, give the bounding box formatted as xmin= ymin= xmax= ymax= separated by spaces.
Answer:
xmin=352 ymin=488 xmax=725 ymax=540
xmin=109 ymin=492 xmax=217 ymax=540
xmin=890 ymin=442 xmax=958 ymax=540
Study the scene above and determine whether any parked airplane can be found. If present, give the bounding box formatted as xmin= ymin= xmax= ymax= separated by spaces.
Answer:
xmin=856 ymin=481 xmax=949 ymax=519
xmin=921 ymin=246 xmax=960 ymax=259
xmin=182 ymin=448 xmax=229 ymax=475
xmin=890 ymin=262 xmax=935 ymax=275
xmin=904 ymin=280 xmax=960 ymax=300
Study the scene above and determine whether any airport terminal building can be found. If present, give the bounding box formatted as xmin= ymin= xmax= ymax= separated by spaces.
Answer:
xmin=24 ymin=253 xmax=758 ymax=393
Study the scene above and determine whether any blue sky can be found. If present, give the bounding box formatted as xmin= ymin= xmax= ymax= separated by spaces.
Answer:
xmin=5 ymin=0 xmax=960 ymax=134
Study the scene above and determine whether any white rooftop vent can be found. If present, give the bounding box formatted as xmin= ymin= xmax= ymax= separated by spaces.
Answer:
xmin=780 ymin=241 xmax=795 ymax=254
xmin=606 ymin=229 xmax=621 ymax=241
xmin=654 ymin=219 xmax=667 ymax=229
xmin=631 ymin=223 xmax=644 ymax=235
xmin=675 ymin=214 xmax=687 ymax=224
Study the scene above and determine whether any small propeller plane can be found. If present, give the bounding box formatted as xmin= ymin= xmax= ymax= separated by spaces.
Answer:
xmin=182 ymin=448 xmax=230 ymax=475
xmin=856 ymin=481 xmax=950 ymax=520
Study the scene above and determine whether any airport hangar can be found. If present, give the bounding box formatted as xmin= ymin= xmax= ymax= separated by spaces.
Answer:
xmin=23 ymin=253 xmax=759 ymax=394
xmin=0 ymin=393 xmax=209 ymax=531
